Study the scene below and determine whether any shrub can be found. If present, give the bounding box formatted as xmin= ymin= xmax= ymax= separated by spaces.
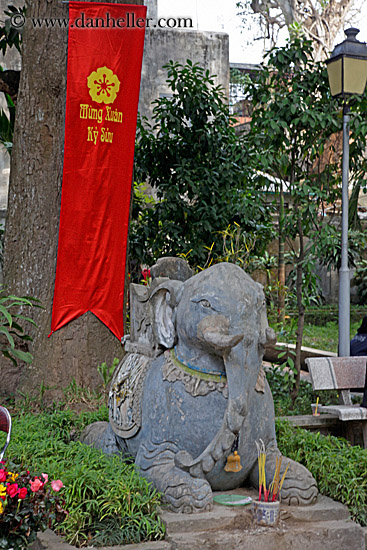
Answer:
xmin=132 ymin=60 xmax=273 ymax=268
xmin=0 ymin=464 xmax=65 ymax=550
xmin=0 ymin=290 xmax=41 ymax=366
xmin=276 ymin=419 xmax=367 ymax=526
xmin=267 ymin=365 xmax=314 ymax=416
xmin=266 ymin=364 xmax=339 ymax=416
xmin=5 ymin=408 xmax=165 ymax=547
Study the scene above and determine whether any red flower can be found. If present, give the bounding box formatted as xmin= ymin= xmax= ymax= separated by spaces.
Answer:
xmin=30 ymin=478 xmax=43 ymax=492
xmin=51 ymin=480 xmax=63 ymax=492
xmin=18 ymin=487 xmax=27 ymax=499
xmin=141 ymin=268 xmax=151 ymax=285
xmin=6 ymin=483 xmax=18 ymax=498
xmin=0 ymin=470 xmax=6 ymax=483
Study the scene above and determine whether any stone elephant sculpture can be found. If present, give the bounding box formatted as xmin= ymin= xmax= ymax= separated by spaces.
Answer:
xmin=83 ymin=261 xmax=318 ymax=512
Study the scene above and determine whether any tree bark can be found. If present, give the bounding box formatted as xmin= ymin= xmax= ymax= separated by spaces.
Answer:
xmin=244 ymin=0 xmax=356 ymax=61
xmin=277 ymin=183 xmax=285 ymax=323
xmin=2 ymin=0 xmax=143 ymax=400
xmin=290 ymin=214 xmax=305 ymax=407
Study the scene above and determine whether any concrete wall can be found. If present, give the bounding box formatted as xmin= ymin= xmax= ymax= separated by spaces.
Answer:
xmin=138 ymin=28 xmax=230 ymax=122
xmin=145 ymin=0 xmax=158 ymax=21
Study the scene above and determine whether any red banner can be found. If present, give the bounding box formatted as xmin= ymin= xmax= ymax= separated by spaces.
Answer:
xmin=50 ymin=2 xmax=146 ymax=340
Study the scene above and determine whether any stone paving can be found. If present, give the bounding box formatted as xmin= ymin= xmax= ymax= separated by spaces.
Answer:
xmin=32 ymin=488 xmax=367 ymax=550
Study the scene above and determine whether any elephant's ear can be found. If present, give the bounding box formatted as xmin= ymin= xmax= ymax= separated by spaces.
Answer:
xmin=149 ymin=280 xmax=184 ymax=349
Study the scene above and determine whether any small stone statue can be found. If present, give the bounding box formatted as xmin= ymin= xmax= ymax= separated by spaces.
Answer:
xmin=82 ymin=258 xmax=318 ymax=512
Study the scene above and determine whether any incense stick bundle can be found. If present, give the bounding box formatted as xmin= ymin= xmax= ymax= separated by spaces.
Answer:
xmin=256 ymin=440 xmax=267 ymax=501
xmin=277 ymin=463 xmax=290 ymax=500
xmin=270 ymin=456 xmax=282 ymax=502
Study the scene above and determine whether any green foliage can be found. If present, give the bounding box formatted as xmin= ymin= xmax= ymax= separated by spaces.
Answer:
xmin=0 ymin=3 xmax=26 ymax=154
xmin=276 ymin=419 xmax=367 ymax=526
xmin=246 ymin=37 xmax=340 ymax=191
xmin=7 ymin=409 xmax=165 ymax=547
xmin=313 ymin=224 xmax=367 ymax=272
xmin=247 ymin=250 xmax=282 ymax=312
xmin=266 ymin=361 xmax=339 ymax=417
xmin=248 ymin=251 xmax=277 ymax=280
xmin=132 ymin=60 xmax=273 ymax=268
xmin=243 ymin=36 xmax=343 ymax=281
xmin=0 ymin=87 xmax=14 ymax=154
xmin=230 ymin=67 xmax=251 ymax=106
xmin=214 ymin=222 xmax=275 ymax=269
xmin=97 ymin=357 xmax=119 ymax=389
xmin=285 ymin=251 xmax=323 ymax=308
xmin=348 ymin=94 xmax=367 ymax=200
xmin=241 ymin=36 xmax=352 ymax=399
xmin=266 ymin=365 xmax=315 ymax=416
xmin=354 ymin=259 xmax=367 ymax=305
xmin=0 ymin=5 xmax=24 ymax=55
xmin=0 ymin=290 xmax=41 ymax=366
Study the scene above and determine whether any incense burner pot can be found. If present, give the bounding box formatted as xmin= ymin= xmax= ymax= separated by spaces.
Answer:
xmin=82 ymin=259 xmax=318 ymax=512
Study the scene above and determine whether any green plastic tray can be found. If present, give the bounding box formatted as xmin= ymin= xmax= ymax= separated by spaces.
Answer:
xmin=213 ymin=494 xmax=252 ymax=506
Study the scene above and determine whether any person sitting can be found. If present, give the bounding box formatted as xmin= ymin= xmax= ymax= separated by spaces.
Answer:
xmin=350 ymin=316 xmax=367 ymax=356
xmin=350 ymin=317 xmax=367 ymax=408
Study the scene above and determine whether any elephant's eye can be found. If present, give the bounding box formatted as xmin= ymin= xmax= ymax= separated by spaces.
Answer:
xmin=199 ymin=299 xmax=211 ymax=308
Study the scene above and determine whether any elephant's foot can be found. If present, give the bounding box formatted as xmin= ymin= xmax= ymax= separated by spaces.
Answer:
xmin=277 ymin=457 xmax=318 ymax=505
xmin=80 ymin=421 xmax=124 ymax=455
xmin=249 ymin=451 xmax=318 ymax=506
xmin=162 ymin=467 xmax=213 ymax=513
xmin=136 ymin=444 xmax=213 ymax=513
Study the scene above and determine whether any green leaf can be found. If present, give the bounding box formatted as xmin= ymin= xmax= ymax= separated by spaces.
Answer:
xmin=0 ymin=325 xmax=14 ymax=348
xmin=0 ymin=304 xmax=12 ymax=327
xmin=13 ymin=314 xmax=37 ymax=327
xmin=9 ymin=348 xmax=33 ymax=363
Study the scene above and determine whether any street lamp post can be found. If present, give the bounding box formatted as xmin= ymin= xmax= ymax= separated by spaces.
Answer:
xmin=326 ymin=28 xmax=367 ymax=357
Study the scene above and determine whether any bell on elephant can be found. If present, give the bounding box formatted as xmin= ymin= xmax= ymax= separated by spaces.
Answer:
xmin=224 ymin=451 xmax=242 ymax=473
xmin=81 ymin=259 xmax=318 ymax=513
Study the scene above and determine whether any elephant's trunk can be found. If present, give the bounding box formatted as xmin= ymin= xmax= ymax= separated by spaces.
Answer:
xmin=175 ymin=312 xmax=265 ymax=479
xmin=201 ymin=330 xmax=243 ymax=351
xmin=175 ymin=338 xmax=251 ymax=477
xmin=197 ymin=314 xmax=244 ymax=351
xmin=264 ymin=327 xmax=276 ymax=348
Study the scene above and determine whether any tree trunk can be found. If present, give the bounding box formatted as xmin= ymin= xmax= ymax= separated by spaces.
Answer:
xmin=247 ymin=0 xmax=356 ymax=61
xmin=2 ymin=0 xmax=143 ymax=401
xmin=290 ymin=215 xmax=305 ymax=407
xmin=277 ymin=183 xmax=285 ymax=323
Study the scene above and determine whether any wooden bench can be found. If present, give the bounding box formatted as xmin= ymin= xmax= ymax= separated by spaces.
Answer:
xmin=305 ymin=356 xmax=367 ymax=447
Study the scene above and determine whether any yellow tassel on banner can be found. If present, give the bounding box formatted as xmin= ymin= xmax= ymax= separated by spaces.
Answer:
xmin=224 ymin=451 xmax=243 ymax=472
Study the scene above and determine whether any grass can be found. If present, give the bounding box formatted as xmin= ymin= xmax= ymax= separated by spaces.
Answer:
xmin=272 ymin=318 xmax=361 ymax=353
xmin=302 ymin=320 xmax=360 ymax=353
xmin=1 ymin=405 xmax=165 ymax=547
xmin=276 ymin=419 xmax=367 ymax=526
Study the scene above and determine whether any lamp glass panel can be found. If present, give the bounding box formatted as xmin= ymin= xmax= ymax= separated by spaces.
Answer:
xmin=327 ymin=58 xmax=342 ymax=97
xmin=343 ymin=57 xmax=367 ymax=95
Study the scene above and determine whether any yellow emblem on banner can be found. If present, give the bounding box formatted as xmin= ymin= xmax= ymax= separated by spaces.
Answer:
xmin=87 ymin=66 xmax=121 ymax=104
